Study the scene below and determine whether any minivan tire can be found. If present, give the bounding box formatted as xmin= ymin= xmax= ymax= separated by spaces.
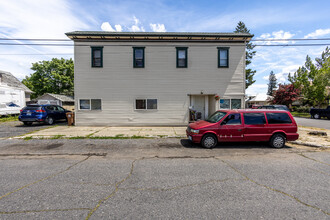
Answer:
xmin=201 ymin=134 xmax=218 ymax=149
xmin=270 ymin=134 xmax=286 ymax=148
xmin=45 ymin=116 xmax=54 ymax=125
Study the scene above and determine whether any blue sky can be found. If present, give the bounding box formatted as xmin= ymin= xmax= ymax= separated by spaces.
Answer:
xmin=1 ymin=0 xmax=330 ymax=95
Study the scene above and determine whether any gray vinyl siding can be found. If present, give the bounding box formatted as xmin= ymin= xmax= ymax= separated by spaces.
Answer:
xmin=74 ymin=41 xmax=245 ymax=126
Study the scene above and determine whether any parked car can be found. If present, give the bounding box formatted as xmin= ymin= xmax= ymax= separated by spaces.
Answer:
xmin=257 ymin=105 xmax=290 ymax=111
xmin=310 ymin=106 xmax=330 ymax=119
xmin=19 ymin=104 xmax=71 ymax=126
xmin=186 ymin=109 xmax=299 ymax=149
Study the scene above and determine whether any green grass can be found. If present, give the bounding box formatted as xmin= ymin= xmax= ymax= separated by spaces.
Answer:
xmin=291 ymin=112 xmax=311 ymax=118
xmin=0 ymin=115 xmax=18 ymax=123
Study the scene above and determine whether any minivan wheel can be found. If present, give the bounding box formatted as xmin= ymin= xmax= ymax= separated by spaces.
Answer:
xmin=46 ymin=116 xmax=54 ymax=125
xmin=201 ymin=134 xmax=218 ymax=149
xmin=270 ymin=134 xmax=286 ymax=148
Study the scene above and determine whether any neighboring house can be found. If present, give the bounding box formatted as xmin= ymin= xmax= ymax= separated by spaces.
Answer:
xmin=0 ymin=70 xmax=33 ymax=116
xmin=28 ymin=93 xmax=75 ymax=111
xmin=66 ymin=31 xmax=253 ymax=126
xmin=246 ymin=94 xmax=272 ymax=107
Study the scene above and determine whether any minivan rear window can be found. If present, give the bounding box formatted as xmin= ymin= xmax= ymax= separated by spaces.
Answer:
xmin=25 ymin=106 xmax=41 ymax=110
xmin=243 ymin=113 xmax=266 ymax=125
xmin=266 ymin=113 xmax=292 ymax=124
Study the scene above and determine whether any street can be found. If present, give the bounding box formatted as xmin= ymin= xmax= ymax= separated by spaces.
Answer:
xmin=0 ymin=139 xmax=329 ymax=219
xmin=294 ymin=117 xmax=330 ymax=130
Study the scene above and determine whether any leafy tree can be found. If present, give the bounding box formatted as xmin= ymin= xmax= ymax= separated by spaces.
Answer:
xmin=271 ymin=84 xmax=300 ymax=107
xmin=267 ymin=71 xmax=277 ymax=96
xmin=234 ymin=21 xmax=256 ymax=89
xmin=22 ymin=58 xmax=74 ymax=99
xmin=288 ymin=47 xmax=330 ymax=107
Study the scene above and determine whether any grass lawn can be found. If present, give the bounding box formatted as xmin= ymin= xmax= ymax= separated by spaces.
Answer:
xmin=291 ymin=112 xmax=310 ymax=118
xmin=0 ymin=115 xmax=19 ymax=123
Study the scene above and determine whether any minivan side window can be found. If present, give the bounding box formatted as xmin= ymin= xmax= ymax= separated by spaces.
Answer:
xmin=266 ymin=113 xmax=292 ymax=124
xmin=222 ymin=113 xmax=241 ymax=125
xmin=243 ymin=113 xmax=266 ymax=125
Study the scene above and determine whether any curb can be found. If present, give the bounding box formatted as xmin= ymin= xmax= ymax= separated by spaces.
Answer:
xmin=289 ymin=141 xmax=329 ymax=149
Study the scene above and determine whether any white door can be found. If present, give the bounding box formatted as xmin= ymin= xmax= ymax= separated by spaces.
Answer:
xmin=193 ymin=96 xmax=205 ymax=119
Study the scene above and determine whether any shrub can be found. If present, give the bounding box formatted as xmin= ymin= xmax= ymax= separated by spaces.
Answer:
xmin=295 ymin=106 xmax=310 ymax=113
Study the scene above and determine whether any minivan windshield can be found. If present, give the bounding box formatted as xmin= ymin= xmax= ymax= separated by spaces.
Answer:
xmin=205 ymin=111 xmax=227 ymax=123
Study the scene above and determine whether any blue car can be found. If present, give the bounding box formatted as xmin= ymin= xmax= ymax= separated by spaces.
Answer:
xmin=19 ymin=104 xmax=71 ymax=126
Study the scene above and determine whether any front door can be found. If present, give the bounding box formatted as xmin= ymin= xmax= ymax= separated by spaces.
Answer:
xmin=218 ymin=113 xmax=244 ymax=142
xmin=193 ymin=96 xmax=205 ymax=120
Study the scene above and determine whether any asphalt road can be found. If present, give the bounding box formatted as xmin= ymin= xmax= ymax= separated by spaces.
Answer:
xmin=294 ymin=117 xmax=330 ymax=130
xmin=0 ymin=140 xmax=329 ymax=219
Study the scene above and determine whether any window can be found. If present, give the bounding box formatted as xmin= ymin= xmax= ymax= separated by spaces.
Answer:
xmin=266 ymin=113 xmax=292 ymax=124
xmin=231 ymin=99 xmax=241 ymax=109
xmin=244 ymin=113 xmax=266 ymax=125
xmin=220 ymin=99 xmax=241 ymax=109
xmin=220 ymin=99 xmax=230 ymax=109
xmin=91 ymin=47 xmax=103 ymax=67
xmin=133 ymin=47 xmax=145 ymax=68
xmin=135 ymin=99 xmax=157 ymax=110
xmin=222 ymin=113 xmax=241 ymax=125
xmin=218 ymin=47 xmax=229 ymax=68
xmin=176 ymin=47 xmax=187 ymax=68
xmin=79 ymin=99 xmax=102 ymax=110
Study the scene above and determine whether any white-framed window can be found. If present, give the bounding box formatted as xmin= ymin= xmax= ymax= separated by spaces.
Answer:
xmin=220 ymin=99 xmax=241 ymax=109
xmin=135 ymin=99 xmax=157 ymax=110
xmin=79 ymin=99 xmax=102 ymax=110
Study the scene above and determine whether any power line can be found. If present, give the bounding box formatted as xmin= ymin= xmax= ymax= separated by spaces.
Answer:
xmin=0 ymin=37 xmax=330 ymax=41
xmin=0 ymin=42 xmax=329 ymax=47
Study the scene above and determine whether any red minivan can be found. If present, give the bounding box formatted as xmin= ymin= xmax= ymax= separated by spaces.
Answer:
xmin=186 ymin=109 xmax=299 ymax=148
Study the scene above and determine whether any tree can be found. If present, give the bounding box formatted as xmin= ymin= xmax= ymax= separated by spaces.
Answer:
xmin=271 ymin=84 xmax=300 ymax=107
xmin=288 ymin=47 xmax=330 ymax=107
xmin=267 ymin=71 xmax=277 ymax=96
xmin=234 ymin=21 xmax=256 ymax=89
xmin=22 ymin=58 xmax=74 ymax=99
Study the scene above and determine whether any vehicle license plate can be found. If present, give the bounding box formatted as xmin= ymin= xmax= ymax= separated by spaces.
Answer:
xmin=27 ymin=113 xmax=31 ymax=116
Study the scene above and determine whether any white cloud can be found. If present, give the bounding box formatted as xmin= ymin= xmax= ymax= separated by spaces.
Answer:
xmin=129 ymin=16 xmax=145 ymax=32
xmin=0 ymin=0 xmax=92 ymax=79
xmin=101 ymin=22 xmax=115 ymax=31
xmin=304 ymin=28 xmax=330 ymax=39
xmin=246 ymin=84 xmax=268 ymax=96
xmin=257 ymin=30 xmax=295 ymax=44
xmin=150 ymin=23 xmax=166 ymax=32
xmin=115 ymin=25 xmax=123 ymax=32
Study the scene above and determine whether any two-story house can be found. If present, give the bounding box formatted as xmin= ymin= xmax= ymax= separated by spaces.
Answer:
xmin=66 ymin=31 xmax=253 ymax=126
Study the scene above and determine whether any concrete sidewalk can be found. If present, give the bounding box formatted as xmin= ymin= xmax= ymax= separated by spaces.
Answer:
xmin=18 ymin=126 xmax=187 ymax=139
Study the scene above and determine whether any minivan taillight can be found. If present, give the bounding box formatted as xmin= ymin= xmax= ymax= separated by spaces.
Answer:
xmin=36 ymin=109 xmax=46 ymax=113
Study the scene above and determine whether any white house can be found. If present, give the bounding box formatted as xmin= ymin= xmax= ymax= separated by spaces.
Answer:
xmin=0 ymin=70 xmax=33 ymax=116
xmin=66 ymin=31 xmax=253 ymax=126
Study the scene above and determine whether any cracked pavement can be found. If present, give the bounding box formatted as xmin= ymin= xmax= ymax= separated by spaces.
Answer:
xmin=0 ymin=141 xmax=329 ymax=219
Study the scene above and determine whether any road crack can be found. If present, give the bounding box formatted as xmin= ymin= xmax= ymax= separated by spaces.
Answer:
xmin=0 ymin=208 xmax=91 ymax=214
xmin=0 ymin=156 xmax=91 ymax=201
xmin=119 ymin=178 xmax=246 ymax=192
xmin=221 ymin=159 xmax=330 ymax=216
xmin=296 ymin=153 xmax=330 ymax=166
xmin=85 ymin=158 xmax=139 ymax=220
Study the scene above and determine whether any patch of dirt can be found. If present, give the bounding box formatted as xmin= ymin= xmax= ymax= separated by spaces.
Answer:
xmin=45 ymin=143 xmax=64 ymax=149
xmin=298 ymin=127 xmax=330 ymax=147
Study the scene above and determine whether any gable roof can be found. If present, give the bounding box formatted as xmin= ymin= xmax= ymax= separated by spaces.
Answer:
xmin=0 ymin=70 xmax=33 ymax=93
xmin=37 ymin=93 xmax=74 ymax=102
xmin=248 ymin=94 xmax=272 ymax=102
xmin=66 ymin=31 xmax=253 ymax=42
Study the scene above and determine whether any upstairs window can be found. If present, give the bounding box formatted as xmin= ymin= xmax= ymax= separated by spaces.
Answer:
xmin=91 ymin=47 xmax=103 ymax=67
xmin=218 ymin=47 xmax=229 ymax=68
xmin=176 ymin=47 xmax=188 ymax=68
xmin=133 ymin=47 xmax=145 ymax=68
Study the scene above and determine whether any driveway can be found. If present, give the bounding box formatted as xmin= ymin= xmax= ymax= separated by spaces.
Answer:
xmin=294 ymin=117 xmax=330 ymax=130
xmin=0 ymin=121 xmax=66 ymax=138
